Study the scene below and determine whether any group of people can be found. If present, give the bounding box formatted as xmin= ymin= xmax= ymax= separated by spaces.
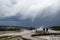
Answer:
xmin=43 ymin=28 xmax=48 ymax=32
xmin=36 ymin=27 xmax=49 ymax=33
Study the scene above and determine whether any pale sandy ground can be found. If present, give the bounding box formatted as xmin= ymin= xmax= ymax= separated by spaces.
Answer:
xmin=20 ymin=30 xmax=60 ymax=40
xmin=0 ymin=29 xmax=60 ymax=40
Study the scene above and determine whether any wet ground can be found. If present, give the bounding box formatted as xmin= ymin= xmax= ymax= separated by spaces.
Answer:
xmin=0 ymin=30 xmax=60 ymax=40
xmin=0 ymin=36 xmax=22 ymax=40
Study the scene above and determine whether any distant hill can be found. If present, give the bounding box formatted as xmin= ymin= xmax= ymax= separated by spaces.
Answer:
xmin=49 ymin=26 xmax=60 ymax=31
xmin=0 ymin=25 xmax=20 ymax=31
xmin=0 ymin=25 xmax=35 ymax=31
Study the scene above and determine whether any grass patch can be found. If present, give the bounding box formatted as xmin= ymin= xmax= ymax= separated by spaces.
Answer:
xmin=50 ymin=26 xmax=60 ymax=31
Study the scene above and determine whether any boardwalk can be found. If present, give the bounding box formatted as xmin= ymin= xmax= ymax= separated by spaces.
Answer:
xmin=20 ymin=30 xmax=48 ymax=40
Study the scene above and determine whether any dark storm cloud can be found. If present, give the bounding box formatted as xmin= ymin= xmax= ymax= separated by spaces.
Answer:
xmin=0 ymin=0 xmax=60 ymax=26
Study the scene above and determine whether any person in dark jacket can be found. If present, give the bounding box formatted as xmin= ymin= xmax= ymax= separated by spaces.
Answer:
xmin=46 ymin=28 xmax=48 ymax=32
xmin=43 ymin=28 xmax=45 ymax=32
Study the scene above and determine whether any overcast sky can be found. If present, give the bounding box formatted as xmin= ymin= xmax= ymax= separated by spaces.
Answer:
xmin=0 ymin=0 xmax=60 ymax=27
